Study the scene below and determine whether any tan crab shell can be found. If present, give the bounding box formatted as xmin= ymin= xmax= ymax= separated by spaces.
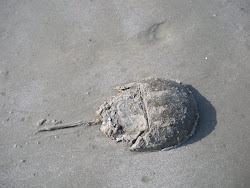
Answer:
xmin=97 ymin=78 xmax=199 ymax=151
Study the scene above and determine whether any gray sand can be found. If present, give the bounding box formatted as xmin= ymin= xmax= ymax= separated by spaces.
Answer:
xmin=0 ymin=0 xmax=249 ymax=187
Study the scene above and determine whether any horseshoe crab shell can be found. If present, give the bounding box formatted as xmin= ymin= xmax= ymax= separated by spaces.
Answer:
xmin=97 ymin=78 xmax=199 ymax=151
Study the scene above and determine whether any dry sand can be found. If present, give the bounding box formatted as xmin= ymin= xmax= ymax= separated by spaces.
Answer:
xmin=0 ymin=0 xmax=249 ymax=187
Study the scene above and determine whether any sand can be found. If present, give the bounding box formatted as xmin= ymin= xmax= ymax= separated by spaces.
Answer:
xmin=0 ymin=0 xmax=249 ymax=187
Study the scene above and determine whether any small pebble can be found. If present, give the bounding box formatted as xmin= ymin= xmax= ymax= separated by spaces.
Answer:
xmin=36 ymin=141 xmax=40 ymax=144
xmin=213 ymin=14 xmax=217 ymax=17
xmin=175 ymin=79 xmax=182 ymax=84
xmin=9 ymin=111 xmax=13 ymax=114
xmin=20 ymin=159 xmax=26 ymax=163
xmin=55 ymin=135 xmax=59 ymax=139
xmin=37 ymin=119 xmax=46 ymax=126
xmin=52 ymin=120 xmax=62 ymax=125
xmin=205 ymin=57 xmax=208 ymax=60
xmin=25 ymin=142 xmax=29 ymax=145
xmin=86 ymin=92 xmax=90 ymax=95
xmin=13 ymin=144 xmax=18 ymax=148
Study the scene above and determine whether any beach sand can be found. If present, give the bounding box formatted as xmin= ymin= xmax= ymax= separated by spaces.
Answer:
xmin=0 ymin=0 xmax=249 ymax=187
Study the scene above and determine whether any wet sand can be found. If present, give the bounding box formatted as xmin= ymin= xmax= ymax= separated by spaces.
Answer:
xmin=0 ymin=0 xmax=249 ymax=187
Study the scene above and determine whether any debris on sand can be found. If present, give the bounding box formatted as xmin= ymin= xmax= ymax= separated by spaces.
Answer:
xmin=52 ymin=120 xmax=62 ymax=125
xmin=37 ymin=78 xmax=199 ymax=152
xmin=37 ymin=119 xmax=47 ymax=126
xmin=98 ymin=78 xmax=199 ymax=151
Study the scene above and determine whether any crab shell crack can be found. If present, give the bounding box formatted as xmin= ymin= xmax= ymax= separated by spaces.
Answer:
xmin=97 ymin=78 xmax=199 ymax=151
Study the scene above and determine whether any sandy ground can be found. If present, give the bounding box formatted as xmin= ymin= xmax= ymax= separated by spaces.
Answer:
xmin=0 ymin=0 xmax=250 ymax=187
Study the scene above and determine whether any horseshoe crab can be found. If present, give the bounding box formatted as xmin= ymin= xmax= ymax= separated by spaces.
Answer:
xmin=38 ymin=78 xmax=199 ymax=151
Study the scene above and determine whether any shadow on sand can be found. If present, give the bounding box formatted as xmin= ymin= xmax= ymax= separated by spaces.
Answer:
xmin=181 ymin=85 xmax=217 ymax=147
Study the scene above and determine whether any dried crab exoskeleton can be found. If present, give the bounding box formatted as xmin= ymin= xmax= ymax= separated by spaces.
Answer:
xmin=37 ymin=78 xmax=199 ymax=151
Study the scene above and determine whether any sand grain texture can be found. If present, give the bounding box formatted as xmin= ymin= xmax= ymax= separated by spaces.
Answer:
xmin=0 ymin=0 xmax=249 ymax=187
